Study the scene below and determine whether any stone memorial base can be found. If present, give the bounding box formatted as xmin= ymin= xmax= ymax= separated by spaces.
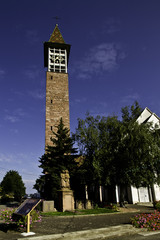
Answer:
xmin=21 ymin=232 xmax=35 ymax=236
xmin=58 ymin=189 xmax=74 ymax=212
xmin=42 ymin=200 xmax=57 ymax=212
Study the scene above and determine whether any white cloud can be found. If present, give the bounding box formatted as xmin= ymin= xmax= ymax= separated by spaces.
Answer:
xmin=15 ymin=108 xmax=26 ymax=117
xmin=0 ymin=153 xmax=39 ymax=174
xmin=10 ymin=129 xmax=19 ymax=134
xmin=0 ymin=153 xmax=23 ymax=165
xmin=75 ymin=43 xmax=127 ymax=79
xmin=13 ymin=90 xmax=25 ymax=97
xmin=103 ymin=18 xmax=121 ymax=34
xmin=70 ymin=97 xmax=87 ymax=107
xmin=88 ymin=18 xmax=121 ymax=40
xmin=29 ymin=89 xmax=45 ymax=99
xmin=12 ymin=25 xmax=39 ymax=45
xmin=25 ymin=68 xmax=40 ymax=80
xmin=4 ymin=108 xmax=26 ymax=123
xmin=0 ymin=154 xmax=12 ymax=163
xmin=75 ymin=97 xmax=87 ymax=103
xmin=0 ymin=69 xmax=5 ymax=78
xmin=23 ymin=179 xmax=37 ymax=194
xmin=0 ymin=70 xmax=5 ymax=75
xmin=0 ymin=152 xmax=41 ymax=193
xmin=121 ymin=93 xmax=140 ymax=104
xmin=4 ymin=115 xmax=19 ymax=123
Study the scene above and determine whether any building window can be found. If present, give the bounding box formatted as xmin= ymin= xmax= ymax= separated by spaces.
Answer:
xmin=51 ymin=99 xmax=53 ymax=104
xmin=51 ymin=126 xmax=52 ymax=131
xmin=50 ymin=76 xmax=53 ymax=80
xmin=48 ymin=48 xmax=67 ymax=73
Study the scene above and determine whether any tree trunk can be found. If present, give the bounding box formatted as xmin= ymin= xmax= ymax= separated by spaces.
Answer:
xmin=151 ymin=184 xmax=156 ymax=205
xmin=119 ymin=184 xmax=126 ymax=207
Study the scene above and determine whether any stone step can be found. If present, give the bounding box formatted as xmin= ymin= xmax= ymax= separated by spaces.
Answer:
xmin=18 ymin=224 xmax=143 ymax=240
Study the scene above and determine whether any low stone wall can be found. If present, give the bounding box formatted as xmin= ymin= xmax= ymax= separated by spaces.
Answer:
xmin=75 ymin=200 xmax=93 ymax=210
xmin=42 ymin=200 xmax=57 ymax=212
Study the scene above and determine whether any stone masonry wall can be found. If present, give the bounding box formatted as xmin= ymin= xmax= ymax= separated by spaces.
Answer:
xmin=45 ymin=71 xmax=70 ymax=147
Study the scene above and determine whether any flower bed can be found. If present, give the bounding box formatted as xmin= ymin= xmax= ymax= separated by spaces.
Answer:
xmin=0 ymin=208 xmax=42 ymax=231
xmin=131 ymin=211 xmax=160 ymax=231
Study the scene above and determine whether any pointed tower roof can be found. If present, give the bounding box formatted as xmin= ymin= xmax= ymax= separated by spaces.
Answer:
xmin=44 ymin=25 xmax=71 ymax=68
xmin=49 ymin=24 xmax=65 ymax=44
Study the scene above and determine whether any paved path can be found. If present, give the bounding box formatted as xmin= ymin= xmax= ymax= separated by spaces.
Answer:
xmin=0 ymin=204 xmax=157 ymax=240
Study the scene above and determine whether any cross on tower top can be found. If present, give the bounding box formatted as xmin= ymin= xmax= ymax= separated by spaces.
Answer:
xmin=52 ymin=16 xmax=61 ymax=25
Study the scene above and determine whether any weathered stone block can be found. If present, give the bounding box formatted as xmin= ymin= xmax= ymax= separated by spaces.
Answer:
xmin=58 ymin=190 xmax=74 ymax=212
xmin=76 ymin=200 xmax=84 ymax=210
xmin=85 ymin=200 xmax=93 ymax=209
xmin=42 ymin=200 xmax=57 ymax=212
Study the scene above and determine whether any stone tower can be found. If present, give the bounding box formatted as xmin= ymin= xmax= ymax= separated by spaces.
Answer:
xmin=44 ymin=25 xmax=71 ymax=147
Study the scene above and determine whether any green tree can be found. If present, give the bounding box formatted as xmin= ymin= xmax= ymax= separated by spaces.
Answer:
xmin=73 ymin=113 xmax=119 ymax=202
xmin=96 ymin=115 xmax=121 ymax=186
xmin=115 ymin=102 xmax=160 ymax=205
xmin=34 ymin=118 xmax=77 ymax=202
xmin=74 ymin=114 xmax=100 ymax=185
xmin=1 ymin=170 xmax=26 ymax=202
xmin=74 ymin=102 xmax=160 ymax=206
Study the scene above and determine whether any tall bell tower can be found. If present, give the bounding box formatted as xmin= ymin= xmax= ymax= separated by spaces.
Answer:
xmin=44 ymin=25 xmax=71 ymax=147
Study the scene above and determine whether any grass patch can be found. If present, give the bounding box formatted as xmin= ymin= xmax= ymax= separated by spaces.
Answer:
xmin=41 ymin=208 xmax=118 ymax=216
xmin=76 ymin=208 xmax=117 ymax=215
xmin=42 ymin=211 xmax=75 ymax=216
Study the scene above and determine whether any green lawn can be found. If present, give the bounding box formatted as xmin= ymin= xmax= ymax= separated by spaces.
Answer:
xmin=41 ymin=208 xmax=118 ymax=216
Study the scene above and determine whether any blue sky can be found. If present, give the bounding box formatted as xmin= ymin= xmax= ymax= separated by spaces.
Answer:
xmin=0 ymin=0 xmax=160 ymax=193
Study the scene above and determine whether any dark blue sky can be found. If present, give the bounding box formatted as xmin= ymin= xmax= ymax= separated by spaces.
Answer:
xmin=0 ymin=0 xmax=160 ymax=193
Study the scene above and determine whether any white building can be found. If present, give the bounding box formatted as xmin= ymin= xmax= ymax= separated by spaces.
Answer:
xmin=129 ymin=107 xmax=160 ymax=203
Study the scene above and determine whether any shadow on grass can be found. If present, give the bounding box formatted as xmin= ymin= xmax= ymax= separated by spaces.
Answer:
xmin=0 ymin=223 xmax=19 ymax=233
xmin=6 ymin=202 xmax=19 ymax=208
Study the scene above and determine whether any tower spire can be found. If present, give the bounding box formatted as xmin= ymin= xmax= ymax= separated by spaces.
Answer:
xmin=49 ymin=24 xmax=65 ymax=44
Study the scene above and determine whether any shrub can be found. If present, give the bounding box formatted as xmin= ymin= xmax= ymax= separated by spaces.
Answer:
xmin=104 ymin=203 xmax=119 ymax=211
xmin=1 ymin=194 xmax=14 ymax=203
xmin=0 ymin=208 xmax=42 ymax=230
xmin=131 ymin=211 xmax=160 ymax=231
xmin=154 ymin=201 xmax=160 ymax=211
